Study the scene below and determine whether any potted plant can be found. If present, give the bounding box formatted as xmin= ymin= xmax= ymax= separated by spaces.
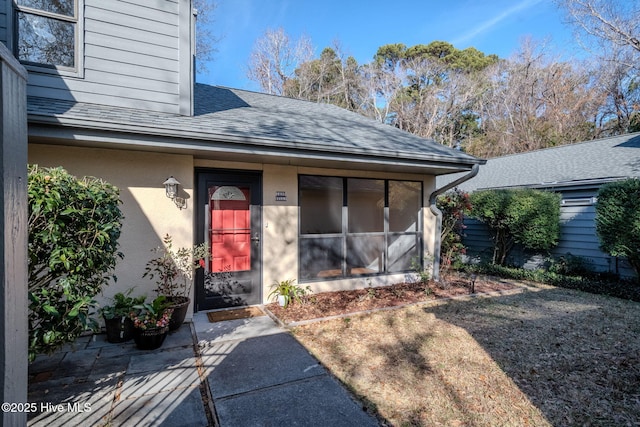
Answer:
xmin=100 ymin=289 xmax=146 ymax=343
xmin=268 ymin=279 xmax=311 ymax=308
xmin=143 ymin=234 xmax=209 ymax=330
xmin=129 ymin=296 xmax=173 ymax=350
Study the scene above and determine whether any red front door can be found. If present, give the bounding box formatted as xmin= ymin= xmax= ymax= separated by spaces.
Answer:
xmin=196 ymin=172 xmax=262 ymax=310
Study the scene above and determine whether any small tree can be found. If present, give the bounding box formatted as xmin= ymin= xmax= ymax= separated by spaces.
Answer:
xmin=470 ymin=188 xmax=561 ymax=265
xmin=28 ymin=166 xmax=123 ymax=361
xmin=595 ymin=178 xmax=640 ymax=279
xmin=436 ymin=189 xmax=472 ymax=269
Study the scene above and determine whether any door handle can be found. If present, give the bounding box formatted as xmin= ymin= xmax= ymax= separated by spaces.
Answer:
xmin=251 ymin=233 xmax=260 ymax=243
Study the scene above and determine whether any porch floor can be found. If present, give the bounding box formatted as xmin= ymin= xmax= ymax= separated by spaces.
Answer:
xmin=27 ymin=310 xmax=378 ymax=426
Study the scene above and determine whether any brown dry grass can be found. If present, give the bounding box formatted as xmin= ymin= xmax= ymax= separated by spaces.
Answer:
xmin=291 ymin=282 xmax=640 ymax=426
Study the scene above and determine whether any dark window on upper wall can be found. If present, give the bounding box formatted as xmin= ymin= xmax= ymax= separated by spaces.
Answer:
xmin=15 ymin=0 xmax=78 ymax=70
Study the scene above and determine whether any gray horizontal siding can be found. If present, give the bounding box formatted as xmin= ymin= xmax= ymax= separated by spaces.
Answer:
xmin=561 ymin=219 xmax=596 ymax=229
xmin=462 ymin=218 xmax=493 ymax=262
xmin=27 ymin=73 xmax=179 ymax=106
xmin=0 ymin=0 xmax=6 ymax=46
xmin=85 ymin=56 xmax=178 ymax=83
xmin=96 ymin=0 xmax=178 ymax=22
xmin=85 ymin=32 xmax=177 ymax=62
xmin=462 ymin=201 xmax=636 ymax=278
xmin=25 ymin=0 xmax=183 ymax=114
xmin=89 ymin=20 xmax=178 ymax=52
xmin=0 ymin=0 xmax=7 ymax=46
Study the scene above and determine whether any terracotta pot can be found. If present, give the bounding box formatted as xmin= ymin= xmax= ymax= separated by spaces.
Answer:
xmin=133 ymin=326 xmax=169 ymax=350
xmin=166 ymin=296 xmax=190 ymax=331
xmin=104 ymin=316 xmax=135 ymax=343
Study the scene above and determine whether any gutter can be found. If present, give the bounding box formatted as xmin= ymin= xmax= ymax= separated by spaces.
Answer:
xmin=27 ymin=114 xmax=481 ymax=167
xmin=428 ymin=164 xmax=480 ymax=281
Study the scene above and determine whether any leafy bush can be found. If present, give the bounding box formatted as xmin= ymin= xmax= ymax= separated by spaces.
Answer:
xmin=547 ymin=253 xmax=593 ymax=277
xmin=410 ymin=256 xmax=432 ymax=284
xmin=469 ymin=188 xmax=560 ymax=265
xmin=436 ymin=189 xmax=471 ymax=269
xmin=268 ymin=279 xmax=312 ymax=308
xmin=100 ymin=289 xmax=146 ymax=320
xmin=143 ymin=233 xmax=209 ymax=299
xmin=595 ymin=179 xmax=640 ymax=280
xmin=28 ymin=166 xmax=123 ymax=361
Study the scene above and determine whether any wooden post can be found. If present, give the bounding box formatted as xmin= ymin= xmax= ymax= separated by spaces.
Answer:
xmin=0 ymin=43 xmax=28 ymax=427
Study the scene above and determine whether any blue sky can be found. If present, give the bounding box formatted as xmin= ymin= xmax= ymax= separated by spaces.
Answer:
xmin=197 ymin=0 xmax=575 ymax=90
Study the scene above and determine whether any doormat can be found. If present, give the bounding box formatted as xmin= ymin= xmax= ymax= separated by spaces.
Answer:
xmin=206 ymin=306 xmax=265 ymax=323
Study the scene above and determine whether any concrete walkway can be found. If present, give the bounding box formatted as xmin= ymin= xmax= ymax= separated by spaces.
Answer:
xmin=27 ymin=311 xmax=379 ymax=426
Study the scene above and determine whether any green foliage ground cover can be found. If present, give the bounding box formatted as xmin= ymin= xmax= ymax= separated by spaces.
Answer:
xmin=462 ymin=262 xmax=640 ymax=302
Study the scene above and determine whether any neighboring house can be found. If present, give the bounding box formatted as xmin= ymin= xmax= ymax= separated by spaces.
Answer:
xmin=1 ymin=0 xmax=484 ymax=316
xmin=438 ymin=133 xmax=640 ymax=278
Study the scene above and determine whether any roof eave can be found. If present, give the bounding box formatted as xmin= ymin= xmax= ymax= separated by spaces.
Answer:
xmin=27 ymin=116 xmax=485 ymax=175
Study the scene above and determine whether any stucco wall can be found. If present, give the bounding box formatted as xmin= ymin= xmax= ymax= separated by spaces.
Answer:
xmin=28 ymin=147 xmax=440 ymax=312
xmin=195 ymin=158 xmax=438 ymax=303
xmin=262 ymin=164 xmax=299 ymax=295
xmin=423 ymin=176 xmax=438 ymax=274
xmin=28 ymin=144 xmax=195 ymax=316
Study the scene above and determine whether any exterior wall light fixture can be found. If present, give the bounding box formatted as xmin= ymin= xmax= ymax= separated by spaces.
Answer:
xmin=163 ymin=176 xmax=186 ymax=209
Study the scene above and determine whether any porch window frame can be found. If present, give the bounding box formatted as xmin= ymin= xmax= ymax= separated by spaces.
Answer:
xmin=298 ymin=174 xmax=423 ymax=283
xmin=13 ymin=0 xmax=84 ymax=76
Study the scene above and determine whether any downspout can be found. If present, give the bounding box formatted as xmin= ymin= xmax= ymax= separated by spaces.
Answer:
xmin=428 ymin=164 xmax=480 ymax=281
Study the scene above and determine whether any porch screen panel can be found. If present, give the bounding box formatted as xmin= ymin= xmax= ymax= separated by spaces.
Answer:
xmin=388 ymin=180 xmax=422 ymax=273
xmin=347 ymin=235 xmax=384 ymax=274
xmin=300 ymin=237 xmax=343 ymax=280
xmin=347 ymin=179 xmax=384 ymax=233
xmin=389 ymin=181 xmax=421 ymax=232
xmin=388 ymin=234 xmax=419 ymax=272
xmin=299 ymin=175 xmax=422 ymax=282
xmin=300 ymin=176 xmax=342 ymax=234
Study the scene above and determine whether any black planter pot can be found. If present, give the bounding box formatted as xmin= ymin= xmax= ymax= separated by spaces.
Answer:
xmin=166 ymin=296 xmax=190 ymax=331
xmin=133 ymin=326 xmax=169 ymax=350
xmin=104 ymin=316 xmax=135 ymax=343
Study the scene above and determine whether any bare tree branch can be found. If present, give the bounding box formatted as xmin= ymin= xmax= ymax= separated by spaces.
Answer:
xmin=247 ymin=28 xmax=313 ymax=95
xmin=557 ymin=0 xmax=640 ymax=52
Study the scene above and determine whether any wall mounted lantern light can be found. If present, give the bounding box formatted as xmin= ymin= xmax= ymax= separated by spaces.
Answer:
xmin=163 ymin=176 xmax=186 ymax=209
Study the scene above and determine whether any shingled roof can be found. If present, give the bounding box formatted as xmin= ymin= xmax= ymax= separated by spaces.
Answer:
xmin=26 ymin=83 xmax=484 ymax=175
xmin=439 ymin=132 xmax=640 ymax=191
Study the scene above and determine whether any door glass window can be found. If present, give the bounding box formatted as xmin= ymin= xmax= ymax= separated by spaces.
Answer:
xmin=209 ymin=186 xmax=251 ymax=272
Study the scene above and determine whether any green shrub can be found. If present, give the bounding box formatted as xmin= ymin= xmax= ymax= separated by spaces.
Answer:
xmin=268 ymin=279 xmax=312 ymax=308
xmin=469 ymin=188 xmax=560 ymax=265
xmin=595 ymin=179 xmax=640 ymax=280
xmin=547 ymin=253 xmax=593 ymax=277
xmin=28 ymin=166 xmax=124 ymax=361
xmin=437 ymin=189 xmax=471 ymax=268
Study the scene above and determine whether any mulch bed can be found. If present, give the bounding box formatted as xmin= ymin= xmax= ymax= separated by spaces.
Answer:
xmin=266 ymin=274 xmax=517 ymax=323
